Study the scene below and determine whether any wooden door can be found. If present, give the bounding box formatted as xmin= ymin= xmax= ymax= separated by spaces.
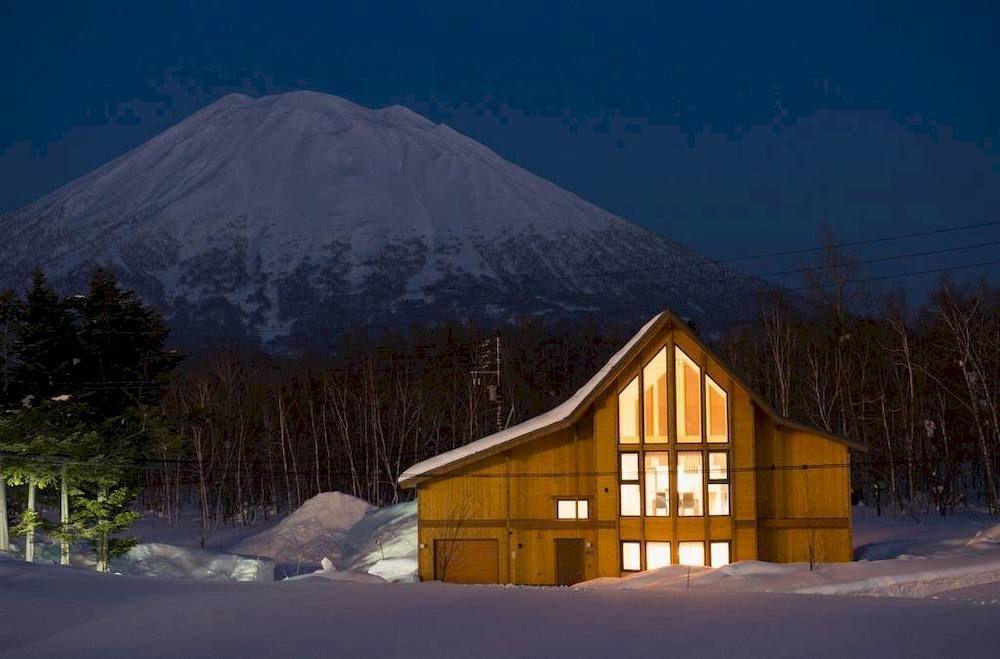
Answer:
xmin=555 ymin=538 xmax=585 ymax=586
xmin=434 ymin=539 xmax=499 ymax=584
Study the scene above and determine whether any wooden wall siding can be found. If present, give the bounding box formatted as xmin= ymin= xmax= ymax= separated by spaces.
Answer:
xmin=754 ymin=406 xmax=853 ymax=563
xmin=415 ymin=317 xmax=854 ymax=583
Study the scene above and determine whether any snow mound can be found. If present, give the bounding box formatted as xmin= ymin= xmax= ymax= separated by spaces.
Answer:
xmin=113 ymin=543 xmax=274 ymax=582
xmin=967 ymin=524 xmax=1000 ymax=546
xmin=341 ymin=500 xmax=418 ymax=582
xmin=231 ymin=492 xmax=374 ymax=575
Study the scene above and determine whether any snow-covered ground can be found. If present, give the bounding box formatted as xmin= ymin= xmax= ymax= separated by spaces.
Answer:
xmin=579 ymin=507 xmax=1000 ymax=600
xmin=2 ymin=505 xmax=999 ymax=657
xmin=1 ymin=557 xmax=998 ymax=658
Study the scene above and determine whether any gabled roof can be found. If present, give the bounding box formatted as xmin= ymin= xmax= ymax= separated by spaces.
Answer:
xmin=398 ymin=310 xmax=863 ymax=488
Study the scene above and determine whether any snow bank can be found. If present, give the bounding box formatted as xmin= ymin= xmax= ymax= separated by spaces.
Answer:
xmin=231 ymin=492 xmax=374 ymax=576
xmin=113 ymin=543 xmax=274 ymax=582
xmin=341 ymin=500 xmax=418 ymax=582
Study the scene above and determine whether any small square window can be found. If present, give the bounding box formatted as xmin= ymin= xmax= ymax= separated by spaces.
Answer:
xmin=622 ymin=541 xmax=641 ymax=571
xmin=556 ymin=499 xmax=590 ymax=520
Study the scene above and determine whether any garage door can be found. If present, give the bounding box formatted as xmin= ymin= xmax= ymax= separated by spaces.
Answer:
xmin=434 ymin=539 xmax=499 ymax=584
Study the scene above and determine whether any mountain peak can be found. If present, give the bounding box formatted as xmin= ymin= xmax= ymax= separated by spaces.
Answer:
xmin=0 ymin=90 xmax=763 ymax=349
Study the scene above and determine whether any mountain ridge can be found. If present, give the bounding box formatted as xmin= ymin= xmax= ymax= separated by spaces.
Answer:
xmin=0 ymin=90 xmax=767 ymax=350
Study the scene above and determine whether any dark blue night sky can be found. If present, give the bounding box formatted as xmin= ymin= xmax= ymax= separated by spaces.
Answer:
xmin=2 ymin=0 xmax=999 ymax=291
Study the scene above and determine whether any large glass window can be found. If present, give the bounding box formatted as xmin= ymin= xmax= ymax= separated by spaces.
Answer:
xmin=705 ymin=375 xmax=728 ymax=443
xmin=556 ymin=499 xmax=590 ymax=520
xmin=677 ymin=451 xmax=704 ymax=516
xmin=618 ymin=377 xmax=640 ymax=444
xmin=620 ymin=453 xmax=640 ymax=516
xmin=644 ymin=452 xmax=670 ymax=516
xmin=675 ymin=348 xmax=702 ymax=442
xmin=708 ymin=451 xmax=730 ymax=516
xmin=678 ymin=541 xmax=705 ymax=567
xmin=710 ymin=542 xmax=731 ymax=568
xmin=643 ymin=348 xmax=668 ymax=443
xmin=646 ymin=542 xmax=671 ymax=569
xmin=622 ymin=541 xmax=641 ymax=571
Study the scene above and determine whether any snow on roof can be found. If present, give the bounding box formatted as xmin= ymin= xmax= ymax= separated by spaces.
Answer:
xmin=398 ymin=312 xmax=667 ymax=485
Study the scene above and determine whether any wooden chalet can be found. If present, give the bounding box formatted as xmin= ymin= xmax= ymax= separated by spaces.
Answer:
xmin=399 ymin=311 xmax=861 ymax=585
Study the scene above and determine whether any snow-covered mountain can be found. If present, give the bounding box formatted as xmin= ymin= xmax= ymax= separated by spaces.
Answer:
xmin=0 ymin=91 xmax=767 ymax=349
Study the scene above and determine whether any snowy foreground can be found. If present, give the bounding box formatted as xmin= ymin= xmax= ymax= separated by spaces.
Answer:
xmin=1 ymin=558 xmax=998 ymax=659
xmin=2 ymin=504 xmax=1000 ymax=657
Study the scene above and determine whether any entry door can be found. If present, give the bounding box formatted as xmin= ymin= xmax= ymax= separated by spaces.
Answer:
xmin=555 ymin=538 xmax=585 ymax=586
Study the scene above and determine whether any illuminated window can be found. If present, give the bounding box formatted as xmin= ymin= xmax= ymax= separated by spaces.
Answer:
xmin=622 ymin=541 xmax=641 ymax=571
xmin=556 ymin=499 xmax=590 ymax=520
xmin=644 ymin=452 xmax=670 ymax=516
xmin=675 ymin=348 xmax=702 ymax=442
xmin=708 ymin=451 xmax=730 ymax=516
xmin=646 ymin=542 xmax=671 ymax=569
xmin=643 ymin=348 xmax=668 ymax=443
xmin=620 ymin=453 xmax=640 ymax=516
xmin=618 ymin=377 xmax=640 ymax=444
xmin=677 ymin=451 xmax=704 ymax=516
xmin=710 ymin=542 xmax=731 ymax=568
xmin=678 ymin=541 xmax=705 ymax=567
xmin=705 ymin=375 xmax=728 ymax=443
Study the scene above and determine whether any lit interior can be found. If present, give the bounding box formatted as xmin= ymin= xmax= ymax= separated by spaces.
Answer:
xmin=678 ymin=541 xmax=705 ymax=566
xmin=557 ymin=500 xmax=577 ymax=519
xmin=642 ymin=347 xmax=668 ymax=442
xmin=675 ymin=348 xmax=702 ymax=442
xmin=644 ymin=452 xmax=669 ymax=516
xmin=677 ymin=451 xmax=704 ymax=516
xmin=710 ymin=542 xmax=731 ymax=568
xmin=646 ymin=542 xmax=671 ymax=569
xmin=620 ymin=484 xmax=640 ymax=516
xmin=618 ymin=376 xmax=640 ymax=444
xmin=557 ymin=499 xmax=590 ymax=519
xmin=705 ymin=375 xmax=728 ymax=442
xmin=622 ymin=542 xmax=641 ymax=571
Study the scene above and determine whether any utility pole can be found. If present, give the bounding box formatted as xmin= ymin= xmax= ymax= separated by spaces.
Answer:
xmin=470 ymin=332 xmax=503 ymax=433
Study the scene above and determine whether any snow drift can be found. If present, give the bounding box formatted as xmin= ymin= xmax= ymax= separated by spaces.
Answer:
xmin=231 ymin=492 xmax=374 ymax=575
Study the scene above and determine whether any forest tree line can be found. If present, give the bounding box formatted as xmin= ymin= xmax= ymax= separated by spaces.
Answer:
xmin=0 ymin=257 xmax=998 ymax=564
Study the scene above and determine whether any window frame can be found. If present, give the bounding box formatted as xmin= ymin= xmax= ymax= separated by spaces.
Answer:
xmin=646 ymin=541 xmax=671 ymax=569
xmin=705 ymin=374 xmax=729 ymax=443
xmin=675 ymin=347 xmax=703 ymax=443
xmin=676 ymin=450 xmax=705 ymax=517
xmin=642 ymin=347 xmax=669 ymax=444
xmin=555 ymin=498 xmax=591 ymax=520
xmin=707 ymin=450 xmax=730 ymax=517
xmin=621 ymin=540 xmax=642 ymax=572
xmin=618 ymin=376 xmax=641 ymax=445
xmin=710 ymin=541 xmax=732 ymax=568
xmin=678 ymin=541 xmax=706 ymax=567
xmin=643 ymin=451 xmax=670 ymax=517
xmin=619 ymin=452 xmax=641 ymax=517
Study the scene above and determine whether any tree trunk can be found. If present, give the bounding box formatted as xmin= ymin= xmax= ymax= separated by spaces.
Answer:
xmin=60 ymin=465 xmax=70 ymax=565
xmin=0 ymin=470 xmax=8 ymax=552
xmin=25 ymin=479 xmax=36 ymax=562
